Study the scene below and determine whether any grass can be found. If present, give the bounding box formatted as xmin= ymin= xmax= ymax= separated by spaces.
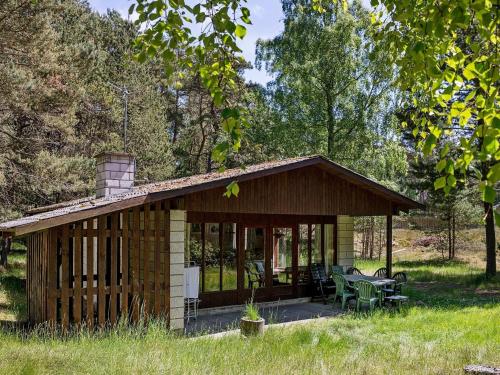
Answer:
xmin=0 ymin=247 xmax=27 ymax=322
xmin=0 ymin=240 xmax=499 ymax=374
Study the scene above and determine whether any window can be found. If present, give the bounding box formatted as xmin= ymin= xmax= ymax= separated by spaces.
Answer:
xmin=272 ymin=228 xmax=292 ymax=286
xmin=204 ymin=223 xmax=220 ymax=292
xmin=244 ymin=227 xmax=265 ymax=289
xmin=222 ymin=223 xmax=237 ymax=290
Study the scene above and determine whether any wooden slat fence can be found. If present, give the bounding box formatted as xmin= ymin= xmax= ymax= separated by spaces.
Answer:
xmin=27 ymin=200 xmax=172 ymax=328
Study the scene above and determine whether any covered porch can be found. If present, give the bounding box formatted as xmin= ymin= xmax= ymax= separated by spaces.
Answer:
xmin=185 ymin=299 xmax=341 ymax=335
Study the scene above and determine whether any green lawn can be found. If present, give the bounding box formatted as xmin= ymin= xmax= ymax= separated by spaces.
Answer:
xmin=0 ymin=247 xmax=498 ymax=374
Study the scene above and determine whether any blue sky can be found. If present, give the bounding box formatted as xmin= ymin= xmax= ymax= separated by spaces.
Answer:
xmin=88 ymin=1 xmax=368 ymax=84
xmin=88 ymin=0 xmax=284 ymax=84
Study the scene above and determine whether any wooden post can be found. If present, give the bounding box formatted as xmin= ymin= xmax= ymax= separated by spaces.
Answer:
xmin=386 ymin=215 xmax=393 ymax=278
xmin=201 ymin=223 xmax=205 ymax=292
xmin=333 ymin=216 xmax=338 ymax=266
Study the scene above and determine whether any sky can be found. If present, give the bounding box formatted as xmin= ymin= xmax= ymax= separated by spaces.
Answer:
xmin=88 ymin=0 xmax=285 ymax=84
xmin=88 ymin=0 xmax=370 ymax=85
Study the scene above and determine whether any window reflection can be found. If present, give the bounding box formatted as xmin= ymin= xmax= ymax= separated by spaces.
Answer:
xmin=244 ymin=227 xmax=265 ymax=289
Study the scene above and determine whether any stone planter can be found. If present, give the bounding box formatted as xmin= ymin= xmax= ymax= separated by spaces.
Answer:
xmin=240 ymin=317 xmax=265 ymax=336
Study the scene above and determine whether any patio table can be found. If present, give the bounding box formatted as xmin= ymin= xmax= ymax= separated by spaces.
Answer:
xmin=343 ymin=275 xmax=395 ymax=305
xmin=343 ymin=274 xmax=395 ymax=288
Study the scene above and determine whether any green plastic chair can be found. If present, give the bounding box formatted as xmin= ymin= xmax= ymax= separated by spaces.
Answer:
xmin=332 ymin=273 xmax=356 ymax=309
xmin=354 ymin=280 xmax=381 ymax=312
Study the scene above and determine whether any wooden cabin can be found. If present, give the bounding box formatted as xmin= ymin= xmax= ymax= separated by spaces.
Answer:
xmin=0 ymin=153 xmax=423 ymax=330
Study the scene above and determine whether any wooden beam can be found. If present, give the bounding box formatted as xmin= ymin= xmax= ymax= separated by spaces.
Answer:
xmin=73 ymin=222 xmax=82 ymax=325
xmin=143 ymin=204 xmax=150 ymax=316
xmin=110 ymin=212 xmax=118 ymax=324
xmin=219 ymin=222 xmax=223 ymax=292
xmin=154 ymin=201 xmax=161 ymax=316
xmin=132 ymin=206 xmax=140 ymax=322
xmin=97 ymin=215 xmax=106 ymax=327
xmin=201 ymin=223 xmax=205 ymax=292
xmin=86 ymin=220 xmax=94 ymax=328
xmin=386 ymin=215 xmax=393 ymax=278
xmin=163 ymin=203 xmax=170 ymax=318
xmin=121 ymin=210 xmax=129 ymax=317
xmin=61 ymin=225 xmax=69 ymax=329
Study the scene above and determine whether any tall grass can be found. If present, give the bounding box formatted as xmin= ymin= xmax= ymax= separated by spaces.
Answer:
xmin=0 ymin=304 xmax=498 ymax=374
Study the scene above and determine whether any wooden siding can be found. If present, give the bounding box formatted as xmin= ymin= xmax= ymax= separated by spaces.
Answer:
xmin=26 ymin=231 xmax=49 ymax=324
xmin=185 ymin=166 xmax=393 ymax=216
xmin=33 ymin=200 xmax=171 ymax=328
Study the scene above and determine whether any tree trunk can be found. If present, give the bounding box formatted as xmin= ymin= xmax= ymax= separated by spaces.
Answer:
xmin=0 ymin=236 xmax=11 ymax=267
xmin=448 ymin=215 xmax=452 ymax=260
xmin=369 ymin=217 xmax=374 ymax=259
xmin=452 ymin=211 xmax=456 ymax=259
xmin=484 ymin=202 xmax=496 ymax=277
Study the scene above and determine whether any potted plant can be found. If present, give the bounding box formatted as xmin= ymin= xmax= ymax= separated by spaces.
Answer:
xmin=240 ymin=299 xmax=265 ymax=336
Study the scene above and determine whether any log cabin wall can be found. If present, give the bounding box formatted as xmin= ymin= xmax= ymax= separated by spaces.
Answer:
xmin=34 ymin=200 xmax=171 ymax=328
xmin=185 ymin=166 xmax=393 ymax=216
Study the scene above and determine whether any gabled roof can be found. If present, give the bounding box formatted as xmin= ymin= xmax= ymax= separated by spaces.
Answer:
xmin=0 ymin=155 xmax=424 ymax=236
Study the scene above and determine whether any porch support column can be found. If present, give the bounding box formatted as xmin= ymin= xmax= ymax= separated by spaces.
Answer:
xmin=386 ymin=215 xmax=393 ymax=278
xmin=170 ymin=209 xmax=186 ymax=331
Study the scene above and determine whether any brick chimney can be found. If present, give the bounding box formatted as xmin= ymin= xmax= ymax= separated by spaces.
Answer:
xmin=95 ymin=152 xmax=136 ymax=198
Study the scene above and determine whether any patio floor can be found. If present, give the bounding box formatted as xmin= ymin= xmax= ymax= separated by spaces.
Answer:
xmin=185 ymin=299 xmax=342 ymax=335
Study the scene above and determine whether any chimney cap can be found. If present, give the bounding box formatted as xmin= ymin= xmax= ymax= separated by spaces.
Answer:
xmin=95 ymin=151 xmax=135 ymax=159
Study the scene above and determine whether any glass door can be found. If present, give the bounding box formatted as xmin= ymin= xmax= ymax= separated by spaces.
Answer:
xmin=272 ymin=227 xmax=293 ymax=287
xmin=243 ymin=226 xmax=266 ymax=290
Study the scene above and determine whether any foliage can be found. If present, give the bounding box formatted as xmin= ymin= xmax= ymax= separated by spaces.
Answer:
xmin=370 ymin=0 xmax=499 ymax=209
xmin=243 ymin=301 xmax=261 ymax=321
xmin=0 ymin=0 xmax=176 ymax=219
xmin=131 ymin=0 xmax=254 ymax=171
xmin=253 ymin=0 xmax=408 ymax=187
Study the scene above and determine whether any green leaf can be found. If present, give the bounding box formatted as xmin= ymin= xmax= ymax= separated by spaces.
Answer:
xmin=434 ymin=176 xmax=446 ymax=190
xmin=447 ymin=174 xmax=457 ymax=187
xmin=487 ymin=163 xmax=500 ymax=183
xmin=482 ymin=185 xmax=496 ymax=203
xmin=235 ymin=25 xmax=247 ymax=39
xmin=436 ymin=159 xmax=447 ymax=172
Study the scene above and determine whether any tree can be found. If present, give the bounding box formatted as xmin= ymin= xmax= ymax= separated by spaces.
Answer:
xmin=370 ymin=0 xmax=498 ymax=275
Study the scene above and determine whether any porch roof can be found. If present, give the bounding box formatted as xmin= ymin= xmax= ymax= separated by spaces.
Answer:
xmin=0 ymin=155 xmax=424 ymax=236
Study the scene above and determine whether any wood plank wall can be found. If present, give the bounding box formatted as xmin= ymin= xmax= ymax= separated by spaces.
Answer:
xmin=33 ymin=200 xmax=172 ymax=328
xmin=186 ymin=166 xmax=393 ymax=216
xmin=26 ymin=231 xmax=49 ymax=324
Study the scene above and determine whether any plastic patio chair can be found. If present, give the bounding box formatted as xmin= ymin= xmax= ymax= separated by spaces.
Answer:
xmin=382 ymin=272 xmax=407 ymax=296
xmin=346 ymin=267 xmax=363 ymax=275
xmin=332 ymin=273 xmax=356 ymax=309
xmin=373 ymin=267 xmax=388 ymax=278
xmin=354 ymin=280 xmax=382 ymax=312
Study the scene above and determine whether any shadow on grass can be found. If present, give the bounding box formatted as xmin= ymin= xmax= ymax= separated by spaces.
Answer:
xmin=0 ymin=262 xmax=27 ymax=322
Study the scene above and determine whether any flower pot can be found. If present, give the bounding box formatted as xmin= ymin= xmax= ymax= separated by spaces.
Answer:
xmin=240 ymin=317 xmax=265 ymax=336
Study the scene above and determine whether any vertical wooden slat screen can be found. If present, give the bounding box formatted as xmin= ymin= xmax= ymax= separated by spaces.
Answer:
xmin=47 ymin=229 xmax=57 ymax=323
xmin=132 ymin=206 xmax=140 ymax=322
xmin=121 ymin=210 xmax=129 ymax=316
xmin=86 ymin=219 xmax=95 ymax=327
xmin=74 ymin=222 xmax=82 ymax=324
xmin=143 ymin=204 xmax=150 ymax=317
xmin=110 ymin=212 xmax=118 ymax=324
xmin=163 ymin=205 xmax=170 ymax=318
xmin=27 ymin=199 xmax=174 ymax=327
xmin=61 ymin=225 xmax=69 ymax=328
xmin=154 ymin=201 xmax=161 ymax=315
xmin=98 ymin=215 xmax=106 ymax=326
xmin=26 ymin=231 xmax=50 ymax=324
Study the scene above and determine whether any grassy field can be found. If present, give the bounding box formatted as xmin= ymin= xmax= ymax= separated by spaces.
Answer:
xmin=0 ymin=232 xmax=498 ymax=374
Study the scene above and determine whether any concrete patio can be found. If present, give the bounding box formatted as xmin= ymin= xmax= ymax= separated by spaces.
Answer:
xmin=185 ymin=299 xmax=342 ymax=335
